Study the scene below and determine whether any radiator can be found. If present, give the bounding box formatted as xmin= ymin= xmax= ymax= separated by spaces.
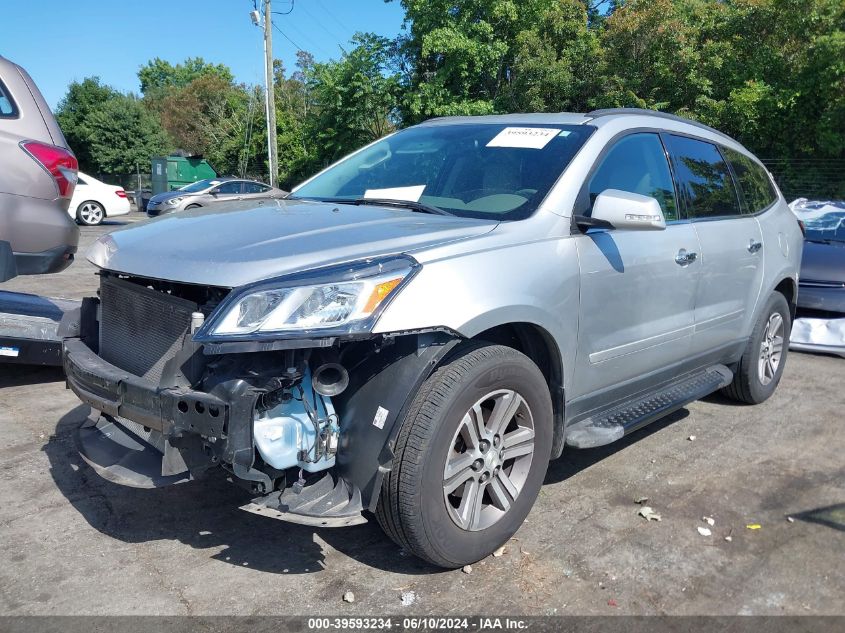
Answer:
xmin=99 ymin=276 xmax=197 ymax=383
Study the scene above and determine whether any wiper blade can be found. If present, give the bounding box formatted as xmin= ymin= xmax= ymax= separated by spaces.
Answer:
xmin=286 ymin=195 xmax=453 ymax=216
xmin=351 ymin=197 xmax=454 ymax=216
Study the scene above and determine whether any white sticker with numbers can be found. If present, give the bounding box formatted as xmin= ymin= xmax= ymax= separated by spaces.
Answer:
xmin=486 ymin=127 xmax=561 ymax=149
xmin=372 ymin=406 xmax=389 ymax=429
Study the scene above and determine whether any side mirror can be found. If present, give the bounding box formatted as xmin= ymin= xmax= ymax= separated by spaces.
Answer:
xmin=582 ymin=189 xmax=667 ymax=231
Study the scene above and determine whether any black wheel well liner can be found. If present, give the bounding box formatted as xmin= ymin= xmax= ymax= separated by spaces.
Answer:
xmin=471 ymin=323 xmax=566 ymax=460
xmin=773 ymin=277 xmax=797 ymax=321
xmin=333 ymin=324 xmax=566 ymax=512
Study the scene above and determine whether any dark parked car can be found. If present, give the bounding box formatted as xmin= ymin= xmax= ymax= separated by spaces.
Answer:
xmin=791 ymin=200 xmax=845 ymax=315
xmin=146 ymin=177 xmax=287 ymax=216
xmin=0 ymin=56 xmax=78 ymax=281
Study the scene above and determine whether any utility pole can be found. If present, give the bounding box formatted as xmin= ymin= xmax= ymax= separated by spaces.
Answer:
xmin=263 ymin=0 xmax=278 ymax=187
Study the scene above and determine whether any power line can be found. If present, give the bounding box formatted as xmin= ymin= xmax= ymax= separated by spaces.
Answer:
xmin=272 ymin=0 xmax=295 ymax=16
xmin=273 ymin=23 xmax=306 ymax=53
xmin=314 ymin=0 xmax=350 ymax=36
xmin=297 ymin=1 xmax=345 ymax=44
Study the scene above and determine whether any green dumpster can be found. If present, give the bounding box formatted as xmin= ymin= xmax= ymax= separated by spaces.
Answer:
xmin=151 ymin=155 xmax=217 ymax=195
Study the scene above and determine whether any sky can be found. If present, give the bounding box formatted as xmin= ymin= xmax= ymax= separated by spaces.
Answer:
xmin=0 ymin=0 xmax=407 ymax=109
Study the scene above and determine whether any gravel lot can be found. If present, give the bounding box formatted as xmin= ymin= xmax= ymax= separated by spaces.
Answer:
xmin=1 ymin=214 xmax=843 ymax=616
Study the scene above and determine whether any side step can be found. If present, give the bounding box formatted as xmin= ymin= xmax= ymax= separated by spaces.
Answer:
xmin=241 ymin=470 xmax=367 ymax=527
xmin=565 ymin=364 xmax=733 ymax=449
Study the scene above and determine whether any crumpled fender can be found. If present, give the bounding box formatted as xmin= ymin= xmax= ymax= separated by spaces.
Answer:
xmin=332 ymin=331 xmax=461 ymax=511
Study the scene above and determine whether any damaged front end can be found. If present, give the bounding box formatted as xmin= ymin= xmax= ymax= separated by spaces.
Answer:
xmin=63 ymin=259 xmax=459 ymax=526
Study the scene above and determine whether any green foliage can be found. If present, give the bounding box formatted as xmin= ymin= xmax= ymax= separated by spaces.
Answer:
xmin=55 ymin=77 xmax=121 ymax=172
xmin=304 ymin=34 xmax=402 ymax=167
xmin=85 ymin=95 xmax=170 ymax=174
xmin=56 ymin=77 xmax=171 ymax=175
xmin=138 ymin=57 xmax=234 ymax=96
xmin=55 ymin=0 xmax=844 ymax=193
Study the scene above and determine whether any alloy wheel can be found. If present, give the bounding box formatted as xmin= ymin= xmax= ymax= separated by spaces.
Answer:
xmin=80 ymin=202 xmax=103 ymax=225
xmin=442 ymin=389 xmax=535 ymax=531
xmin=758 ymin=312 xmax=784 ymax=386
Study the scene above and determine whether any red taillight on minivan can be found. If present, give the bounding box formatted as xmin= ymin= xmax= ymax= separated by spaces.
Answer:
xmin=115 ymin=190 xmax=127 ymax=198
xmin=20 ymin=140 xmax=78 ymax=198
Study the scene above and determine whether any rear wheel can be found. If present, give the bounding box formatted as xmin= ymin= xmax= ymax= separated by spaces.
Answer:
xmin=375 ymin=343 xmax=552 ymax=568
xmin=722 ymin=292 xmax=791 ymax=404
xmin=76 ymin=201 xmax=104 ymax=226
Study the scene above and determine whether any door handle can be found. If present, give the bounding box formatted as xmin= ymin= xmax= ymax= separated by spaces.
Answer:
xmin=748 ymin=239 xmax=762 ymax=253
xmin=675 ymin=249 xmax=698 ymax=266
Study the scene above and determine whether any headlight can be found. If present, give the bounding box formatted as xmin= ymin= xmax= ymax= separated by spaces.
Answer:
xmin=166 ymin=197 xmax=184 ymax=205
xmin=194 ymin=256 xmax=418 ymax=341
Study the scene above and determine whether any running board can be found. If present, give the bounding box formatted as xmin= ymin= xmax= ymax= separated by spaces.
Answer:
xmin=241 ymin=470 xmax=367 ymax=527
xmin=565 ymin=364 xmax=733 ymax=449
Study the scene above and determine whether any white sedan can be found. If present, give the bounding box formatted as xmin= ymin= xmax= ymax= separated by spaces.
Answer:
xmin=68 ymin=172 xmax=131 ymax=225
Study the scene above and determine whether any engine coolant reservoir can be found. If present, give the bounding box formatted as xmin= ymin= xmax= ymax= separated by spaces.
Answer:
xmin=253 ymin=372 xmax=338 ymax=473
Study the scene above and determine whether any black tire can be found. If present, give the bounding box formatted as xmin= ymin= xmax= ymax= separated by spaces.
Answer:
xmin=375 ymin=343 xmax=553 ymax=568
xmin=184 ymin=203 xmax=201 ymax=210
xmin=722 ymin=292 xmax=791 ymax=404
xmin=76 ymin=201 xmax=105 ymax=226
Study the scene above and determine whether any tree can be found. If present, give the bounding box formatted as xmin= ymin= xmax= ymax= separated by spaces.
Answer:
xmin=392 ymin=0 xmax=578 ymax=121
xmin=497 ymin=0 xmax=603 ymax=113
xmin=138 ymin=57 xmax=234 ymax=96
xmin=273 ymin=54 xmax=317 ymax=187
xmin=55 ymin=77 xmax=121 ymax=172
xmin=305 ymin=34 xmax=402 ymax=166
xmin=86 ymin=95 xmax=170 ymax=174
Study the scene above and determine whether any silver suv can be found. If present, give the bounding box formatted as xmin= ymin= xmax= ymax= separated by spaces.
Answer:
xmin=64 ymin=110 xmax=802 ymax=568
xmin=0 ymin=56 xmax=78 ymax=281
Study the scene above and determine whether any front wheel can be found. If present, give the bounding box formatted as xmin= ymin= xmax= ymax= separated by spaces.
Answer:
xmin=76 ymin=201 xmax=104 ymax=226
xmin=375 ymin=343 xmax=553 ymax=568
xmin=722 ymin=291 xmax=791 ymax=404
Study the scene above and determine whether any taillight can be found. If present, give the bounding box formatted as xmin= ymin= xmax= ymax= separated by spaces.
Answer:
xmin=797 ymin=219 xmax=806 ymax=237
xmin=115 ymin=190 xmax=127 ymax=198
xmin=20 ymin=140 xmax=78 ymax=198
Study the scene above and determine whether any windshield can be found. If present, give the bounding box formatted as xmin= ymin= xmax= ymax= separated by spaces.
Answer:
xmin=793 ymin=201 xmax=845 ymax=243
xmin=292 ymin=123 xmax=594 ymax=220
xmin=179 ymin=178 xmax=222 ymax=193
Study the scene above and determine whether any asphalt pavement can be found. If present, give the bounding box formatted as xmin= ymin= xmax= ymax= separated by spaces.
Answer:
xmin=0 ymin=213 xmax=842 ymax=615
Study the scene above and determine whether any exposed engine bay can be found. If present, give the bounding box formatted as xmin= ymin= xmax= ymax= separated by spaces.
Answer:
xmin=64 ymin=270 xmax=458 ymax=525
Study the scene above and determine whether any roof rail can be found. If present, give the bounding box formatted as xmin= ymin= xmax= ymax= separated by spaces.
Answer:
xmin=586 ymin=108 xmax=732 ymax=141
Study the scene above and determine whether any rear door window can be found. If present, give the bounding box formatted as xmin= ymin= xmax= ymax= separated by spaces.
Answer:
xmin=244 ymin=182 xmax=270 ymax=194
xmin=215 ymin=181 xmax=243 ymax=194
xmin=587 ymin=133 xmax=678 ymax=220
xmin=664 ymin=135 xmax=742 ymax=219
xmin=721 ymin=148 xmax=778 ymax=214
xmin=0 ymin=80 xmax=17 ymax=117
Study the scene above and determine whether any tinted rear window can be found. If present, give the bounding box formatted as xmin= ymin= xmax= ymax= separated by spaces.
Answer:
xmin=665 ymin=135 xmax=742 ymax=219
xmin=722 ymin=147 xmax=778 ymax=214
xmin=244 ymin=182 xmax=270 ymax=194
xmin=0 ymin=80 xmax=17 ymax=117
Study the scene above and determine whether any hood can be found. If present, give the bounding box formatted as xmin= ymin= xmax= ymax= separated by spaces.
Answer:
xmin=88 ymin=199 xmax=498 ymax=287
xmin=801 ymin=239 xmax=845 ymax=284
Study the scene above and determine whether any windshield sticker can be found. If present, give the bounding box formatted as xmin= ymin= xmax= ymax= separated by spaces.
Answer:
xmin=486 ymin=127 xmax=561 ymax=149
xmin=363 ymin=185 xmax=426 ymax=202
